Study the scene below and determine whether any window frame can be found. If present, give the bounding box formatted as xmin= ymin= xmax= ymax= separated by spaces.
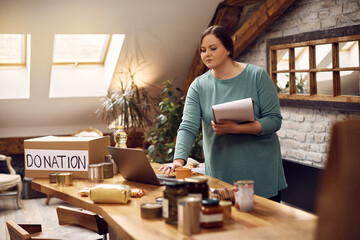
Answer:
xmin=266 ymin=25 xmax=360 ymax=112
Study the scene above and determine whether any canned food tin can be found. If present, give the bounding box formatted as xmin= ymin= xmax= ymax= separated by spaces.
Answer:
xmin=88 ymin=164 xmax=104 ymax=182
xmin=56 ymin=173 xmax=73 ymax=186
xmin=234 ymin=180 xmax=254 ymax=212
xmin=178 ymin=196 xmax=201 ymax=235
xmin=49 ymin=173 xmax=58 ymax=183
xmin=100 ymin=162 xmax=113 ymax=178
xmin=140 ymin=203 xmax=162 ymax=219
xmin=219 ymin=200 xmax=232 ymax=220
xmin=105 ymin=155 xmax=118 ymax=174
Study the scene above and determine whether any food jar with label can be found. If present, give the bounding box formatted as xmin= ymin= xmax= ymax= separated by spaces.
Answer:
xmin=184 ymin=176 xmax=209 ymax=200
xmin=200 ymin=198 xmax=223 ymax=228
xmin=163 ymin=181 xmax=187 ymax=225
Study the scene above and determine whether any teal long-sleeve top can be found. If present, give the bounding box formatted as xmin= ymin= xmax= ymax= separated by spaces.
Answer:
xmin=174 ymin=64 xmax=287 ymax=198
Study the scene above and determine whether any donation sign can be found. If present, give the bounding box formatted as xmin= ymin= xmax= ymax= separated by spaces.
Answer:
xmin=25 ymin=149 xmax=89 ymax=171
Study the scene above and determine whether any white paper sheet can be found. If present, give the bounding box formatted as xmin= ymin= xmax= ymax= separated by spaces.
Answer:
xmin=212 ymin=98 xmax=254 ymax=123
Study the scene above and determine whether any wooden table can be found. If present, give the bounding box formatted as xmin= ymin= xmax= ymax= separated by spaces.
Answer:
xmin=31 ymin=163 xmax=318 ymax=240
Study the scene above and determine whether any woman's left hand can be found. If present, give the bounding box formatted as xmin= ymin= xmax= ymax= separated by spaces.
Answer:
xmin=211 ymin=120 xmax=239 ymax=136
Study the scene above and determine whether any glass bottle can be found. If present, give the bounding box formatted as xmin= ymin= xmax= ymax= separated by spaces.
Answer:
xmin=114 ymin=126 xmax=127 ymax=148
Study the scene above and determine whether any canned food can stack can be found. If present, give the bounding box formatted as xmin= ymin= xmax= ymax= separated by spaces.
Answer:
xmin=234 ymin=180 xmax=254 ymax=212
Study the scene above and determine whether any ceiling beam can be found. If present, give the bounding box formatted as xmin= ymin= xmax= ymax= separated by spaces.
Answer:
xmin=233 ymin=0 xmax=295 ymax=57
xmin=183 ymin=0 xmax=295 ymax=94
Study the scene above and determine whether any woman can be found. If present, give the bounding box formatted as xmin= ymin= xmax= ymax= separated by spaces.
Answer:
xmin=160 ymin=25 xmax=287 ymax=199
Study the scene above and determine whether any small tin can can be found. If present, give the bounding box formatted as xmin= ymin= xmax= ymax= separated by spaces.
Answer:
xmin=56 ymin=173 xmax=73 ymax=186
xmin=105 ymin=154 xmax=118 ymax=174
xmin=219 ymin=200 xmax=232 ymax=220
xmin=178 ymin=196 xmax=201 ymax=235
xmin=155 ymin=196 xmax=163 ymax=205
xmin=100 ymin=162 xmax=113 ymax=178
xmin=140 ymin=203 xmax=162 ymax=219
xmin=49 ymin=173 xmax=58 ymax=183
xmin=234 ymin=180 xmax=254 ymax=212
xmin=88 ymin=164 xmax=104 ymax=182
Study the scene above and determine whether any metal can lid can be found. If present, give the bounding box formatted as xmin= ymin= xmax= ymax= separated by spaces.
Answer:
xmin=184 ymin=176 xmax=208 ymax=183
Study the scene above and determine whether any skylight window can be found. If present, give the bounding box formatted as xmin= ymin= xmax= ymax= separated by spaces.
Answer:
xmin=52 ymin=34 xmax=110 ymax=65
xmin=0 ymin=34 xmax=26 ymax=65
xmin=49 ymin=34 xmax=125 ymax=98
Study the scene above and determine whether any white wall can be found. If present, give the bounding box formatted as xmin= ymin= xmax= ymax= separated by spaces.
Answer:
xmin=0 ymin=0 xmax=221 ymax=137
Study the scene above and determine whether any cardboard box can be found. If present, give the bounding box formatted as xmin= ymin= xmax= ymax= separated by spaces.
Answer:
xmin=24 ymin=136 xmax=110 ymax=178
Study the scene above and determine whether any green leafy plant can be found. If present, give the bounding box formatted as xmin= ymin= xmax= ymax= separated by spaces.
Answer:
xmin=145 ymin=79 xmax=203 ymax=163
xmin=96 ymin=60 xmax=158 ymax=133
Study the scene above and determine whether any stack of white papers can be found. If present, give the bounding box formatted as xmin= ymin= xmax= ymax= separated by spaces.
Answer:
xmin=212 ymin=98 xmax=254 ymax=123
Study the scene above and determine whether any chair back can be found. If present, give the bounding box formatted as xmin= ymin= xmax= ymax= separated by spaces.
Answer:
xmin=6 ymin=220 xmax=34 ymax=240
xmin=57 ymin=206 xmax=108 ymax=235
xmin=315 ymin=119 xmax=360 ymax=240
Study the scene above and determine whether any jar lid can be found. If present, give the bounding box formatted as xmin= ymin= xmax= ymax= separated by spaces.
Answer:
xmin=184 ymin=176 xmax=208 ymax=183
xmin=201 ymin=198 xmax=219 ymax=206
xmin=165 ymin=181 xmax=187 ymax=187
xmin=235 ymin=180 xmax=254 ymax=184
xmin=219 ymin=200 xmax=232 ymax=207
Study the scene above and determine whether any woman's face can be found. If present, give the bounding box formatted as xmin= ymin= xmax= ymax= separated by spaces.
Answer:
xmin=200 ymin=34 xmax=230 ymax=69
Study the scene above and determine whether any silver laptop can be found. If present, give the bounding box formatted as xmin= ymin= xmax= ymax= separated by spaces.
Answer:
xmin=107 ymin=146 xmax=177 ymax=185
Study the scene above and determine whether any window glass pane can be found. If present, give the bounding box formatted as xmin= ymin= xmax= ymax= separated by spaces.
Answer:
xmin=317 ymin=71 xmax=333 ymax=95
xmin=315 ymin=44 xmax=332 ymax=69
xmin=0 ymin=34 xmax=25 ymax=64
xmin=53 ymin=34 xmax=110 ymax=63
xmin=277 ymin=49 xmax=289 ymax=70
xmin=295 ymin=47 xmax=309 ymax=70
xmin=295 ymin=72 xmax=310 ymax=94
xmin=339 ymin=41 xmax=359 ymax=68
xmin=340 ymin=70 xmax=359 ymax=96
xmin=277 ymin=73 xmax=289 ymax=93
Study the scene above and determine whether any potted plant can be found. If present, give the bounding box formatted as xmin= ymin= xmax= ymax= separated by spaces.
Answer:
xmin=145 ymin=79 xmax=203 ymax=163
xmin=96 ymin=60 xmax=158 ymax=147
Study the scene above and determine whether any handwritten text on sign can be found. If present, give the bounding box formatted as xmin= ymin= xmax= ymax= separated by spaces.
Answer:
xmin=25 ymin=149 xmax=89 ymax=171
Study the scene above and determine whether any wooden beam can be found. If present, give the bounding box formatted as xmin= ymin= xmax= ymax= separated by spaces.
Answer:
xmin=222 ymin=0 xmax=263 ymax=7
xmin=233 ymin=0 xmax=295 ymax=58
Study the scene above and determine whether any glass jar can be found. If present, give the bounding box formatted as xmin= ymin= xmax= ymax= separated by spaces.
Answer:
xmin=163 ymin=181 xmax=187 ymax=225
xmin=200 ymin=198 xmax=223 ymax=228
xmin=114 ymin=126 xmax=127 ymax=148
xmin=184 ymin=176 xmax=209 ymax=200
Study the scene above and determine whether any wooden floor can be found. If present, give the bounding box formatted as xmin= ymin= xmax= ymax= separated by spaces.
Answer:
xmin=0 ymin=196 xmax=72 ymax=240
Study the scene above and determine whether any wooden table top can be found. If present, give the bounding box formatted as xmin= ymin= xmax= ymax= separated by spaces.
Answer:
xmin=31 ymin=163 xmax=317 ymax=240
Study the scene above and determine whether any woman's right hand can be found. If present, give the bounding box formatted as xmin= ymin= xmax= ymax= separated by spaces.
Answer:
xmin=159 ymin=159 xmax=185 ymax=176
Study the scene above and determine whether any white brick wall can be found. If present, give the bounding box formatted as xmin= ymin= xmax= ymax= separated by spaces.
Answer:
xmin=278 ymin=107 xmax=360 ymax=167
xmin=237 ymin=0 xmax=360 ymax=168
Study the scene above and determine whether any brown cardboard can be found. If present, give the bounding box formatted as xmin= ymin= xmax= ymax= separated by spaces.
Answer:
xmin=24 ymin=136 xmax=110 ymax=178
